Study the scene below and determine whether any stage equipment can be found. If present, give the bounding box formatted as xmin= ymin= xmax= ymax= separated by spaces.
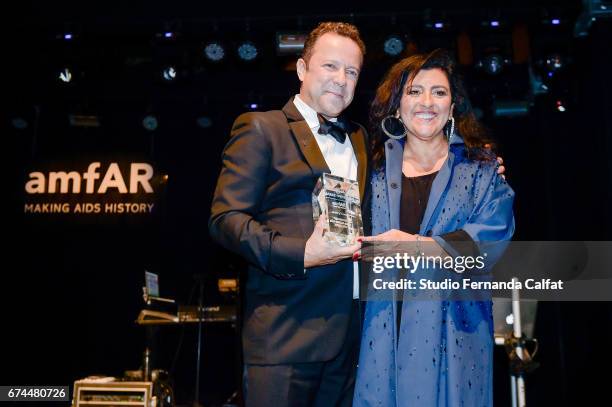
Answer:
xmin=72 ymin=375 xmax=174 ymax=407
xmin=276 ymin=32 xmax=306 ymax=55
xmin=493 ymin=279 xmax=540 ymax=407
xmin=136 ymin=272 xmax=238 ymax=406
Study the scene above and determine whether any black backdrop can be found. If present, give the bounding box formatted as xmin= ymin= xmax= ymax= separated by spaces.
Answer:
xmin=5 ymin=1 xmax=612 ymax=406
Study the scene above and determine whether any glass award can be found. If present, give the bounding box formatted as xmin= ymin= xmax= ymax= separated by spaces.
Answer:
xmin=312 ymin=173 xmax=363 ymax=246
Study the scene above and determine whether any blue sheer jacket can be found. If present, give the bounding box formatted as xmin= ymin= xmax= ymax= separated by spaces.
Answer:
xmin=354 ymin=133 xmax=515 ymax=407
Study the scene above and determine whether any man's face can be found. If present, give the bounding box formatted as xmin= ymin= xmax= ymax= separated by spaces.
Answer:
xmin=296 ymin=33 xmax=363 ymax=118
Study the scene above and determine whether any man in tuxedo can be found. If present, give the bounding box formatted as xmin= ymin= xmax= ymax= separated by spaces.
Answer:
xmin=209 ymin=22 xmax=367 ymax=407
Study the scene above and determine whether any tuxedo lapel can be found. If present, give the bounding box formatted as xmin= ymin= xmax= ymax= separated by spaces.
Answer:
xmin=282 ymin=98 xmax=368 ymax=199
xmin=282 ymin=99 xmax=330 ymax=176
xmin=349 ymin=125 xmax=368 ymax=200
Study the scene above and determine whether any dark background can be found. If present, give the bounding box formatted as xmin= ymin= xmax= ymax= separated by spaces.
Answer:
xmin=5 ymin=1 xmax=612 ymax=406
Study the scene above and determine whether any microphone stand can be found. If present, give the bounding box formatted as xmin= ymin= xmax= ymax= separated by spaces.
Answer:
xmin=193 ymin=274 xmax=205 ymax=407
xmin=505 ymin=277 xmax=539 ymax=407
xmin=510 ymin=280 xmax=526 ymax=407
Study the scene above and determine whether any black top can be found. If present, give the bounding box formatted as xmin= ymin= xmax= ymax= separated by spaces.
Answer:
xmin=400 ymin=172 xmax=438 ymax=234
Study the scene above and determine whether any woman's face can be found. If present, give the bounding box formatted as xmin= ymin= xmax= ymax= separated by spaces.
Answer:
xmin=398 ymin=68 xmax=454 ymax=141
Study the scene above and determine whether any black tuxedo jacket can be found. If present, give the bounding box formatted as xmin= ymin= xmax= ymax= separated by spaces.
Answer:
xmin=209 ymin=97 xmax=369 ymax=364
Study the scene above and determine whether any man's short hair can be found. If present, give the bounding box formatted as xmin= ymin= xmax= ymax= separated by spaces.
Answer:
xmin=302 ymin=22 xmax=366 ymax=64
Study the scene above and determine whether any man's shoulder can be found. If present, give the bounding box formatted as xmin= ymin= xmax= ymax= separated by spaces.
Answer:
xmin=233 ymin=109 xmax=288 ymax=130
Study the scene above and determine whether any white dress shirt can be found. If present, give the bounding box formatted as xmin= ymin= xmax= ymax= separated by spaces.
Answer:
xmin=293 ymin=95 xmax=360 ymax=299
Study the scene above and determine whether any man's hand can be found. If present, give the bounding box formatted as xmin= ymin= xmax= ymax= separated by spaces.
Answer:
xmin=484 ymin=143 xmax=506 ymax=179
xmin=496 ymin=156 xmax=506 ymax=179
xmin=304 ymin=215 xmax=361 ymax=268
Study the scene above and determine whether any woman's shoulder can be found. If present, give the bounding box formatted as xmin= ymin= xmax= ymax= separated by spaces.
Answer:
xmin=454 ymin=146 xmax=498 ymax=171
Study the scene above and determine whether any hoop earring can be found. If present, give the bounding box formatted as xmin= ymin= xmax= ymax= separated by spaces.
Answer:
xmin=381 ymin=115 xmax=407 ymax=140
xmin=446 ymin=116 xmax=455 ymax=141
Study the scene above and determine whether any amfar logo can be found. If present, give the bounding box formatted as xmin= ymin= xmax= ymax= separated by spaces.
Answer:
xmin=25 ymin=162 xmax=154 ymax=194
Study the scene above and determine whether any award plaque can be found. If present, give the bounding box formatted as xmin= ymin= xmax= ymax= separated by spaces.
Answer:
xmin=312 ymin=173 xmax=363 ymax=246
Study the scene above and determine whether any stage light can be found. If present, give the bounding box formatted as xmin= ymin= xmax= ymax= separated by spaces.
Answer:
xmin=162 ymin=66 xmax=177 ymax=81
xmin=11 ymin=117 xmax=28 ymax=130
xmin=529 ymin=65 xmax=549 ymax=95
xmin=574 ymin=0 xmax=612 ymax=37
xmin=434 ymin=22 xmax=444 ymax=29
xmin=556 ymin=100 xmax=566 ymax=112
xmin=196 ymin=116 xmax=212 ymax=128
xmin=164 ymin=32 xmax=173 ymax=38
xmin=493 ymin=100 xmax=530 ymax=117
xmin=545 ymin=54 xmax=563 ymax=71
xmin=142 ymin=115 xmax=158 ymax=131
xmin=204 ymin=42 xmax=225 ymax=62
xmin=59 ymin=68 xmax=73 ymax=83
xmin=480 ymin=55 xmax=505 ymax=75
xmin=276 ymin=32 xmax=307 ymax=55
xmin=490 ymin=20 xmax=500 ymax=27
xmin=551 ymin=18 xmax=561 ymax=25
xmin=64 ymin=33 xmax=73 ymax=40
xmin=69 ymin=115 xmax=100 ymax=128
xmin=237 ymin=41 xmax=258 ymax=61
xmin=383 ymin=36 xmax=404 ymax=56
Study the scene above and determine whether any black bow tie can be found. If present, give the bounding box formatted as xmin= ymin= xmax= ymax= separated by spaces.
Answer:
xmin=317 ymin=114 xmax=350 ymax=144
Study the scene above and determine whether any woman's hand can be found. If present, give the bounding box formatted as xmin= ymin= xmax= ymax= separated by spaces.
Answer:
xmin=355 ymin=231 xmax=443 ymax=261
xmin=354 ymin=230 xmax=419 ymax=261
xmin=360 ymin=229 xmax=417 ymax=242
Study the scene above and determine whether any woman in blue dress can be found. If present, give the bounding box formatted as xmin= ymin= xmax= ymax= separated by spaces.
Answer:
xmin=353 ymin=50 xmax=515 ymax=406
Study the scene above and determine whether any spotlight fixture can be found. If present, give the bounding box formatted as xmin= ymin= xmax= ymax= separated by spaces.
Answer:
xmin=480 ymin=20 xmax=502 ymax=28
xmin=276 ymin=32 xmax=307 ymax=55
xmin=155 ymin=30 xmax=179 ymax=40
xmin=162 ymin=66 xmax=177 ymax=81
xmin=574 ymin=0 xmax=612 ymax=37
xmin=11 ymin=117 xmax=29 ymax=130
xmin=545 ymin=54 xmax=563 ymax=71
xmin=68 ymin=115 xmax=100 ymax=128
xmin=383 ymin=35 xmax=404 ymax=56
xmin=237 ymin=41 xmax=258 ymax=61
xmin=556 ymin=100 xmax=566 ymax=112
xmin=425 ymin=19 xmax=450 ymax=31
xmin=204 ymin=41 xmax=225 ymax=62
xmin=551 ymin=18 xmax=561 ymax=25
xmin=56 ymin=32 xmax=74 ymax=40
xmin=58 ymin=68 xmax=73 ymax=83
xmin=478 ymin=55 xmax=507 ymax=75
xmin=196 ymin=116 xmax=212 ymax=128
xmin=142 ymin=115 xmax=159 ymax=131
xmin=493 ymin=100 xmax=530 ymax=117
xmin=528 ymin=65 xmax=549 ymax=95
